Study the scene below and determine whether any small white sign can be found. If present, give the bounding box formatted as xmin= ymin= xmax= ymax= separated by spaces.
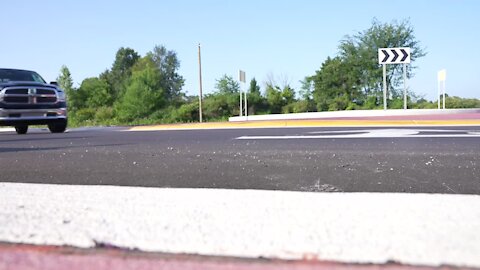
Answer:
xmin=438 ymin=69 xmax=446 ymax=82
xmin=239 ymin=70 xmax=246 ymax=83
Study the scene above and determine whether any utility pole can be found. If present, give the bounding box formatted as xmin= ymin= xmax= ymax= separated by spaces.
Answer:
xmin=198 ymin=43 xmax=203 ymax=122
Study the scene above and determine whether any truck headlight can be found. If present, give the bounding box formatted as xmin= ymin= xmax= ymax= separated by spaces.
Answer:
xmin=57 ymin=91 xmax=66 ymax=102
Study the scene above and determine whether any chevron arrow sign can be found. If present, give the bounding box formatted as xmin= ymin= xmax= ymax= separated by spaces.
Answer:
xmin=378 ymin=47 xmax=411 ymax=64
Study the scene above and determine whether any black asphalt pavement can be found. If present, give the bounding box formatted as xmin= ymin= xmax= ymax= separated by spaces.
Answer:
xmin=1 ymin=126 xmax=479 ymax=194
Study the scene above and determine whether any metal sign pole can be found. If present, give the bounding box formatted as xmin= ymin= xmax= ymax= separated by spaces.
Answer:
xmin=239 ymin=87 xmax=243 ymax=117
xmin=383 ymin=64 xmax=387 ymax=110
xmin=198 ymin=43 xmax=203 ymax=123
xmin=403 ymin=63 xmax=407 ymax=110
xmin=244 ymin=89 xmax=247 ymax=117
xmin=442 ymin=80 xmax=446 ymax=109
xmin=437 ymin=79 xmax=441 ymax=109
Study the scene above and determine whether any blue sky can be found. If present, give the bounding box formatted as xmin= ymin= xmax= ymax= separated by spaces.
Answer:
xmin=2 ymin=0 xmax=479 ymax=100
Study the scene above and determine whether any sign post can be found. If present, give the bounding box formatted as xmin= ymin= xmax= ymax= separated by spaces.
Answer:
xmin=437 ymin=69 xmax=446 ymax=109
xmin=378 ymin=47 xmax=411 ymax=110
xmin=239 ymin=70 xmax=246 ymax=117
xmin=383 ymin=64 xmax=387 ymax=110
xmin=198 ymin=43 xmax=203 ymax=122
xmin=403 ymin=63 xmax=407 ymax=110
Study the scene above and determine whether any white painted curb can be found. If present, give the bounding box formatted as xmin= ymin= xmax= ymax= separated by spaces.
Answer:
xmin=1 ymin=183 xmax=480 ymax=268
xmin=229 ymin=108 xmax=480 ymax=122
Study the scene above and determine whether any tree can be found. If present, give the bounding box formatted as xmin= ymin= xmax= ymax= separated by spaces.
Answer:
xmin=299 ymin=77 xmax=314 ymax=102
xmin=247 ymin=78 xmax=265 ymax=115
xmin=104 ymin=47 xmax=140 ymax=100
xmin=57 ymin=65 xmax=73 ymax=92
xmin=146 ymin=45 xmax=185 ymax=103
xmin=116 ymin=57 xmax=164 ymax=121
xmin=78 ymin=77 xmax=112 ymax=108
xmin=339 ymin=18 xmax=426 ymax=100
xmin=282 ymin=85 xmax=295 ymax=104
xmin=310 ymin=19 xmax=426 ymax=111
xmin=215 ymin=74 xmax=240 ymax=94
xmin=295 ymin=77 xmax=316 ymax=112
xmin=265 ymin=84 xmax=284 ymax=114
xmin=201 ymin=75 xmax=241 ymax=119
xmin=312 ymin=57 xmax=356 ymax=111
xmin=56 ymin=65 xmax=76 ymax=110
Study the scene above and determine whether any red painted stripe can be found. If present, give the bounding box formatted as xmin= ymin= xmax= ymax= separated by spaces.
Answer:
xmin=0 ymin=244 xmax=474 ymax=270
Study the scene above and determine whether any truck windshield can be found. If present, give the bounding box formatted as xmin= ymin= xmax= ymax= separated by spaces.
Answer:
xmin=0 ymin=69 xmax=46 ymax=83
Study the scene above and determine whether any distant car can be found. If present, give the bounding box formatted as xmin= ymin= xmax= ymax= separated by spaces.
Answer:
xmin=0 ymin=68 xmax=67 ymax=134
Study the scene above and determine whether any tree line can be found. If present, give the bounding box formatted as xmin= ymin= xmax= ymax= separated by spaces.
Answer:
xmin=57 ymin=19 xmax=479 ymax=127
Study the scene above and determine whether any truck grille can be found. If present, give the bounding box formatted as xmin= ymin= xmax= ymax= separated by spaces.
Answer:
xmin=1 ymin=87 xmax=57 ymax=104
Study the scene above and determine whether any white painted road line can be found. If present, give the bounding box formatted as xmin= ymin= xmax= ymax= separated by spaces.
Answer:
xmin=236 ymin=128 xmax=480 ymax=140
xmin=237 ymin=134 xmax=480 ymax=139
xmin=1 ymin=183 xmax=480 ymax=267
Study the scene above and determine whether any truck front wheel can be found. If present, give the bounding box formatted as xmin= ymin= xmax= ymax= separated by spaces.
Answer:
xmin=48 ymin=121 xmax=67 ymax=133
xmin=15 ymin=125 xmax=28 ymax=135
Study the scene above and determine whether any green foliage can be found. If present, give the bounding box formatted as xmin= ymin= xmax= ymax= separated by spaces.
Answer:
xmin=215 ymin=74 xmax=240 ymax=94
xmin=151 ymin=102 xmax=199 ymax=123
xmin=197 ymin=75 xmax=241 ymax=119
xmin=282 ymin=86 xmax=295 ymax=104
xmin=78 ymin=77 xmax=113 ymax=108
xmin=291 ymin=100 xmax=314 ymax=113
xmin=388 ymin=98 xmax=405 ymax=109
xmin=116 ymin=58 xmax=164 ymax=121
xmin=103 ymin=47 xmax=140 ymax=100
xmin=56 ymin=65 xmax=74 ymax=93
xmin=311 ymin=19 xmax=426 ymax=111
xmin=328 ymin=95 xmax=351 ymax=111
xmin=56 ymin=65 xmax=76 ymax=110
xmin=445 ymin=96 xmax=480 ymax=108
xmin=340 ymin=18 xmax=426 ymax=98
xmin=364 ymin=96 xmax=379 ymax=109
xmin=202 ymin=92 xmax=238 ymax=119
xmin=72 ymin=108 xmax=96 ymax=123
xmin=146 ymin=45 xmax=185 ymax=103
xmin=95 ymin=107 xmax=115 ymax=122
xmin=312 ymin=57 xmax=358 ymax=111
xmin=299 ymin=77 xmax=314 ymax=101
xmin=265 ymin=84 xmax=284 ymax=114
xmin=58 ymin=29 xmax=475 ymax=128
xmin=247 ymin=78 xmax=267 ymax=114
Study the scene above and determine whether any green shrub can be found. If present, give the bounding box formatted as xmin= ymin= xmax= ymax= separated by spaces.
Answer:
xmin=95 ymin=107 xmax=115 ymax=122
xmin=74 ymin=108 xmax=96 ymax=122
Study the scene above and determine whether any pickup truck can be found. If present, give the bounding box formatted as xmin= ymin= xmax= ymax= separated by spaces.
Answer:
xmin=0 ymin=68 xmax=67 ymax=134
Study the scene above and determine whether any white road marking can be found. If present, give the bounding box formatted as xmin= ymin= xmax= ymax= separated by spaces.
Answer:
xmin=236 ymin=128 xmax=480 ymax=140
xmin=1 ymin=183 xmax=480 ymax=267
xmin=307 ymin=128 xmax=478 ymax=134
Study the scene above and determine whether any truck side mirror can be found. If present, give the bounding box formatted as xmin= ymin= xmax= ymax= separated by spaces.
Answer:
xmin=50 ymin=81 xmax=58 ymax=86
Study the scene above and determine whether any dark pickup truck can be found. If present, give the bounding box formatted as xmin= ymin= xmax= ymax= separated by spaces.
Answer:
xmin=0 ymin=68 xmax=67 ymax=134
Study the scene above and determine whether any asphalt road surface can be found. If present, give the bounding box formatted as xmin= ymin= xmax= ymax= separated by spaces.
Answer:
xmin=1 ymin=126 xmax=479 ymax=194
